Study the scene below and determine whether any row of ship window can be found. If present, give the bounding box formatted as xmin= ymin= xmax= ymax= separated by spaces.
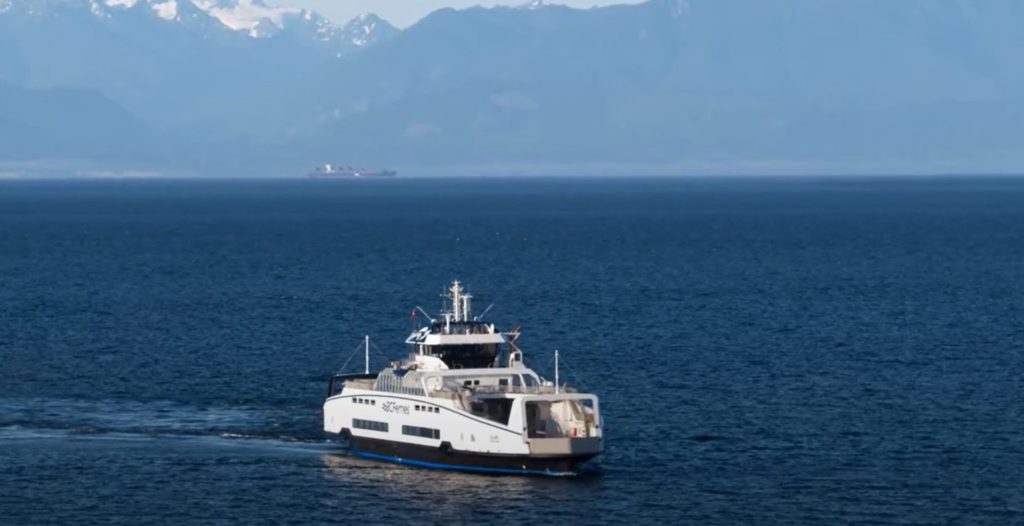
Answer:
xmin=403 ymin=425 xmax=441 ymax=439
xmin=352 ymin=419 xmax=440 ymax=439
xmin=353 ymin=419 xmax=387 ymax=432
xmin=352 ymin=397 xmax=441 ymax=415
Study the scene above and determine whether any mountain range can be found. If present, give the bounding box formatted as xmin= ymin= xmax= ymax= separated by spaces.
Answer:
xmin=2 ymin=0 xmax=1024 ymax=175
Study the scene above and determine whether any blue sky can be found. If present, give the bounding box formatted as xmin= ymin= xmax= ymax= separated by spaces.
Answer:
xmin=287 ymin=1 xmax=643 ymax=28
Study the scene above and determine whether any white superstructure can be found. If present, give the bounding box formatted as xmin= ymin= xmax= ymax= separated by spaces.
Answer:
xmin=323 ymin=281 xmax=602 ymax=475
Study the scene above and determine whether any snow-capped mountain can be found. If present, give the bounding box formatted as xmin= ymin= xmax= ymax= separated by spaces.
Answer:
xmin=303 ymin=0 xmax=1024 ymax=172
xmin=190 ymin=1 xmax=398 ymax=50
xmin=0 ymin=0 xmax=399 ymax=147
xmin=517 ymin=0 xmax=546 ymax=11
xmin=4 ymin=0 xmax=1024 ymax=173
xmin=193 ymin=0 xmax=301 ymax=36
xmin=0 ymin=0 xmax=397 ymax=52
xmin=4 ymin=0 xmax=224 ymax=27
xmin=339 ymin=12 xmax=399 ymax=49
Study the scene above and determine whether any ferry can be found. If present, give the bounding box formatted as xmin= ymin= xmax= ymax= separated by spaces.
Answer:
xmin=323 ymin=281 xmax=603 ymax=476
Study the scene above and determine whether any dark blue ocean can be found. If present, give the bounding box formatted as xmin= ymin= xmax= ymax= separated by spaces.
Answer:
xmin=1 ymin=177 xmax=1022 ymax=524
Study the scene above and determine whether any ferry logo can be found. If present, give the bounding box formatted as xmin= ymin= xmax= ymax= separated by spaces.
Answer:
xmin=381 ymin=401 xmax=410 ymax=415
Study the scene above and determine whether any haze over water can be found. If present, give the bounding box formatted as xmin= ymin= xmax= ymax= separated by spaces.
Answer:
xmin=1 ymin=177 xmax=1022 ymax=523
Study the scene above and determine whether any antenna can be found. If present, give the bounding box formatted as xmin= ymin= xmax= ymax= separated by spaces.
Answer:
xmin=414 ymin=306 xmax=435 ymax=323
xmin=451 ymin=281 xmax=462 ymax=321
xmin=474 ymin=303 xmax=494 ymax=321
xmin=554 ymin=349 xmax=560 ymax=394
xmin=364 ymin=335 xmax=370 ymax=374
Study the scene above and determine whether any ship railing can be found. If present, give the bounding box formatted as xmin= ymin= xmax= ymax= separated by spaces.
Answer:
xmin=475 ymin=385 xmax=562 ymax=395
xmin=428 ymin=385 xmax=575 ymax=396
xmin=325 ymin=373 xmax=377 ymax=398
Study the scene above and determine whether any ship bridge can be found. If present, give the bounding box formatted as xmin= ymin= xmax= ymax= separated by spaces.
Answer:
xmin=405 ymin=281 xmax=511 ymax=369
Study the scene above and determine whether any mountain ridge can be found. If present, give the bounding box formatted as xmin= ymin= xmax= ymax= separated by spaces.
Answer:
xmin=2 ymin=0 xmax=1024 ymax=174
xmin=0 ymin=79 xmax=153 ymax=160
xmin=0 ymin=0 xmax=399 ymax=146
xmin=0 ymin=0 xmax=399 ymax=51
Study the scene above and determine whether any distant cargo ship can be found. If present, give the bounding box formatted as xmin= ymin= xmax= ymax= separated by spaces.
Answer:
xmin=308 ymin=164 xmax=397 ymax=178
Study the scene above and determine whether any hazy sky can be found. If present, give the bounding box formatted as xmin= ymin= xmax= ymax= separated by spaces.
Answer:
xmin=286 ymin=1 xmax=644 ymax=28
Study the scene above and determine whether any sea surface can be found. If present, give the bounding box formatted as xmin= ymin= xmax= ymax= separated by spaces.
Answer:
xmin=1 ymin=177 xmax=1022 ymax=524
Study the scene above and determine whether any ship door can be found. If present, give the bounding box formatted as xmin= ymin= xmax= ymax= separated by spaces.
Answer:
xmin=525 ymin=402 xmax=549 ymax=438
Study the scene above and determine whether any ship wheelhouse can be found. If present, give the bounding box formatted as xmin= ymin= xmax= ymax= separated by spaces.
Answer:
xmin=404 ymin=281 xmax=510 ymax=369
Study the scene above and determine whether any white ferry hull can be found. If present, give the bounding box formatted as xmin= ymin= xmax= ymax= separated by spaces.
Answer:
xmin=323 ymin=388 xmax=602 ymax=476
xmin=348 ymin=435 xmax=599 ymax=476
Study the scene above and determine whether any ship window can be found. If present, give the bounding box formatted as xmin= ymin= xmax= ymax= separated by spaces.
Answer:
xmin=370 ymin=400 xmax=375 ymax=406
xmin=499 ymin=379 xmax=509 ymax=386
xmin=353 ymin=419 xmax=388 ymax=432
xmin=463 ymin=380 xmax=472 ymax=387
xmin=402 ymin=425 xmax=440 ymax=440
xmin=434 ymin=407 xmax=439 ymax=413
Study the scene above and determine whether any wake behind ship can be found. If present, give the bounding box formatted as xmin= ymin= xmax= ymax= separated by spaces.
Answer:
xmin=323 ymin=281 xmax=603 ymax=476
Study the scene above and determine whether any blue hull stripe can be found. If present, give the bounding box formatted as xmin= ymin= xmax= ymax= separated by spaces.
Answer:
xmin=353 ymin=451 xmax=574 ymax=477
